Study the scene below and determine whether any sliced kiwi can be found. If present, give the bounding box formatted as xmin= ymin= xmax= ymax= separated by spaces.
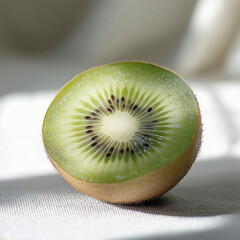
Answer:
xmin=42 ymin=62 xmax=202 ymax=203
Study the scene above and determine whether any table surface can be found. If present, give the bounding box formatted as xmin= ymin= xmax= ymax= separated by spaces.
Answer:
xmin=0 ymin=80 xmax=240 ymax=240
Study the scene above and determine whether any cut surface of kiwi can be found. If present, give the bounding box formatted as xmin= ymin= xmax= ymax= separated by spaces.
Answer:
xmin=42 ymin=62 xmax=201 ymax=203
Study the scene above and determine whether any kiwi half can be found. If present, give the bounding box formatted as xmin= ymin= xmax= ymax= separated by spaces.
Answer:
xmin=42 ymin=62 xmax=201 ymax=203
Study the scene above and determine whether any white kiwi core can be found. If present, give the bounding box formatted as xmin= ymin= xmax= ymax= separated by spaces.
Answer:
xmin=101 ymin=111 xmax=139 ymax=142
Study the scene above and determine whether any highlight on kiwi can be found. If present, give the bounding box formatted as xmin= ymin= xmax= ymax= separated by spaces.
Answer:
xmin=42 ymin=61 xmax=202 ymax=204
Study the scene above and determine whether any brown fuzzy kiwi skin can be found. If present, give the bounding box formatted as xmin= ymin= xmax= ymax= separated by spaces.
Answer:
xmin=43 ymin=61 xmax=202 ymax=204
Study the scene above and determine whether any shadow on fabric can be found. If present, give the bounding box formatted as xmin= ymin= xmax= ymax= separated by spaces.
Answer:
xmin=0 ymin=157 xmax=239 ymax=218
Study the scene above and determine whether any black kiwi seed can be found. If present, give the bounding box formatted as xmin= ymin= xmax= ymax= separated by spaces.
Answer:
xmin=123 ymin=104 xmax=125 ymax=108
xmin=85 ymin=126 xmax=92 ymax=129
xmin=106 ymin=153 xmax=111 ymax=158
xmin=121 ymin=97 xmax=125 ymax=102
xmin=85 ymin=116 xmax=91 ymax=119
xmin=120 ymin=149 xmax=124 ymax=154
xmin=133 ymin=105 xmax=138 ymax=110
xmin=91 ymin=142 xmax=98 ymax=147
xmin=95 ymin=109 xmax=100 ymax=113
xmin=126 ymin=147 xmax=129 ymax=152
xmin=110 ymin=147 xmax=114 ymax=152
xmin=131 ymin=150 xmax=134 ymax=154
xmin=91 ymin=136 xmax=98 ymax=141
xmin=86 ymin=130 xmax=93 ymax=134
xmin=90 ymin=112 xmax=97 ymax=116
xmin=147 ymin=107 xmax=152 ymax=112
xmin=108 ymin=100 xmax=112 ymax=104
xmin=110 ymin=105 xmax=114 ymax=109
xmin=107 ymin=108 xmax=112 ymax=112
xmin=111 ymin=95 xmax=115 ymax=100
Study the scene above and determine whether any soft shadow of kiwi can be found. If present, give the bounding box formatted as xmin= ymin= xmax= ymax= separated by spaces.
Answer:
xmin=0 ymin=173 xmax=89 ymax=208
xmin=0 ymin=173 xmax=75 ymax=193
xmin=1 ymin=157 xmax=240 ymax=217
xmin=115 ymin=157 xmax=240 ymax=217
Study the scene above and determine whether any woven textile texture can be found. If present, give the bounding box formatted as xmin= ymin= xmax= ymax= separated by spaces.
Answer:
xmin=0 ymin=81 xmax=240 ymax=240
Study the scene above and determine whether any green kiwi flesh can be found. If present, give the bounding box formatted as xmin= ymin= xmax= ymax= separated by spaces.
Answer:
xmin=42 ymin=62 xmax=201 ymax=202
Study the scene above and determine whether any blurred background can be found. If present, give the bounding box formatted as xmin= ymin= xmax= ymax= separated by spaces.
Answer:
xmin=0 ymin=1 xmax=240 ymax=239
xmin=0 ymin=0 xmax=240 ymax=95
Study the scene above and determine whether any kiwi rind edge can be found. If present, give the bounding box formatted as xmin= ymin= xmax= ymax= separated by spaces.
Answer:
xmin=43 ymin=61 xmax=202 ymax=204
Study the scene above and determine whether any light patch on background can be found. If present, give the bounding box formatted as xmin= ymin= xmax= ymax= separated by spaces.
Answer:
xmin=0 ymin=91 xmax=56 ymax=180
xmin=176 ymin=0 xmax=240 ymax=75
xmin=191 ymin=0 xmax=224 ymax=35
xmin=192 ymin=84 xmax=230 ymax=159
xmin=214 ymin=81 xmax=240 ymax=157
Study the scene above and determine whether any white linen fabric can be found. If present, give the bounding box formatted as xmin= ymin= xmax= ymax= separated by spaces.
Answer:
xmin=0 ymin=81 xmax=240 ymax=240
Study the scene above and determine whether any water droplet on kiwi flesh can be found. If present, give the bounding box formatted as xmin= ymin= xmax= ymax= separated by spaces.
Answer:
xmin=70 ymin=89 xmax=171 ymax=162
